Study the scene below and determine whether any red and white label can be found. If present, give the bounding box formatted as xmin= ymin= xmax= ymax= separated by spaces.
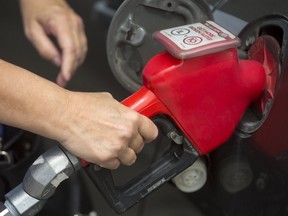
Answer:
xmin=160 ymin=21 xmax=236 ymax=50
xmin=159 ymin=21 xmax=237 ymax=51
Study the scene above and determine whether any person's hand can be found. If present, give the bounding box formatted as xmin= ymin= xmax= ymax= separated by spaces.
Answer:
xmin=19 ymin=0 xmax=87 ymax=87
xmin=0 ymin=60 xmax=157 ymax=170
xmin=57 ymin=92 xmax=158 ymax=169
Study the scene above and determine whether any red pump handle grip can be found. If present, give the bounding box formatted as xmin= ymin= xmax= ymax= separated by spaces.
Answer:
xmin=121 ymin=86 xmax=170 ymax=117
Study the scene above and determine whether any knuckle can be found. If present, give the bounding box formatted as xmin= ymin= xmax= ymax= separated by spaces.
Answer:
xmin=110 ymin=161 xmax=120 ymax=170
xmin=25 ymin=29 xmax=41 ymax=48
xmin=128 ymin=112 xmax=141 ymax=123
xmin=24 ymin=28 xmax=33 ymax=40
xmin=103 ymin=92 xmax=113 ymax=98
xmin=63 ymin=42 xmax=76 ymax=53
xmin=136 ymin=143 xmax=144 ymax=154
xmin=113 ymin=141 xmax=127 ymax=153
xmin=118 ymin=149 xmax=136 ymax=166
xmin=96 ymin=153 xmax=112 ymax=163
xmin=119 ymin=127 xmax=134 ymax=141
xmin=127 ymin=156 xmax=137 ymax=166
xmin=99 ymin=160 xmax=120 ymax=170
xmin=46 ymin=16 xmax=59 ymax=28
xmin=53 ymin=12 xmax=67 ymax=22
xmin=98 ymin=92 xmax=113 ymax=100
xmin=117 ymin=115 xmax=140 ymax=141
xmin=82 ymin=44 xmax=88 ymax=57
xmin=75 ymin=15 xmax=84 ymax=27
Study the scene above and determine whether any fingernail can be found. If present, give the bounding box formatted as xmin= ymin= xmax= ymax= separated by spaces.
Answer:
xmin=93 ymin=165 xmax=102 ymax=171
xmin=56 ymin=74 xmax=67 ymax=87
xmin=138 ymin=143 xmax=145 ymax=153
xmin=128 ymin=156 xmax=137 ymax=166
xmin=53 ymin=56 xmax=61 ymax=66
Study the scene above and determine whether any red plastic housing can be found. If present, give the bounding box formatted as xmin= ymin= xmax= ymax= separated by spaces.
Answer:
xmin=122 ymin=48 xmax=265 ymax=155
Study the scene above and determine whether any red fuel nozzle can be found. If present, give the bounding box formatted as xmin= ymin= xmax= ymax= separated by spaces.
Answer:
xmin=142 ymin=48 xmax=265 ymax=154
xmin=123 ymin=21 xmax=266 ymax=155
xmin=86 ymin=21 xmax=266 ymax=214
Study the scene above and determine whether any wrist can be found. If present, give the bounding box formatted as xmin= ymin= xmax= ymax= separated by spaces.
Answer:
xmin=41 ymin=88 xmax=74 ymax=143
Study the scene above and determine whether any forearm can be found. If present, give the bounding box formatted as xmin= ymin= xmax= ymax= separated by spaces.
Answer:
xmin=0 ymin=59 xmax=69 ymax=141
xmin=0 ymin=60 xmax=158 ymax=168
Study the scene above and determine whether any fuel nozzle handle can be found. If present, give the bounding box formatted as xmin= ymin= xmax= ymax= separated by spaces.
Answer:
xmin=2 ymin=145 xmax=81 ymax=216
xmin=86 ymin=116 xmax=199 ymax=214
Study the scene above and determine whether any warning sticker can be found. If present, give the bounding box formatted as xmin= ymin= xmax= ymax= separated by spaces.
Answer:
xmin=154 ymin=21 xmax=240 ymax=59
xmin=183 ymin=36 xmax=203 ymax=45
xmin=171 ymin=28 xmax=191 ymax=36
